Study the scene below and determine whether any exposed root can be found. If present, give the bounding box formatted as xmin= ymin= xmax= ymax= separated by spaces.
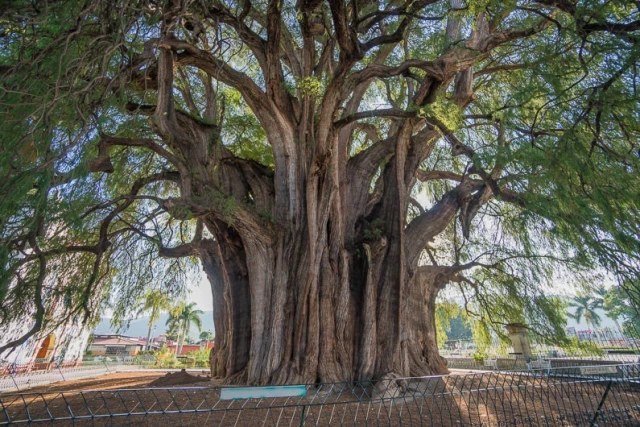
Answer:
xmin=372 ymin=372 xmax=409 ymax=399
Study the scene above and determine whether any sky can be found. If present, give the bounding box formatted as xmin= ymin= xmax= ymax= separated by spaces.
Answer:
xmin=187 ymin=267 xmax=214 ymax=311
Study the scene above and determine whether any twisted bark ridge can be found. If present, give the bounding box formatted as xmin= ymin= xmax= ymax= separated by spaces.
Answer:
xmin=2 ymin=0 xmax=639 ymax=383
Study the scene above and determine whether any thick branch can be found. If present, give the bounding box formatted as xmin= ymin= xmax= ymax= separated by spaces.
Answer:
xmin=168 ymin=38 xmax=272 ymax=119
xmin=335 ymin=109 xmax=417 ymax=128
xmin=159 ymin=237 xmax=217 ymax=258
xmin=405 ymin=180 xmax=483 ymax=264
xmin=329 ymin=0 xmax=362 ymax=59
xmin=417 ymin=170 xmax=466 ymax=182
xmin=93 ymin=136 xmax=183 ymax=168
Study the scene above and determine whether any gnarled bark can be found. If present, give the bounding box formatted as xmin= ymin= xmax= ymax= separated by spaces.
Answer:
xmin=201 ymin=227 xmax=450 ymax=385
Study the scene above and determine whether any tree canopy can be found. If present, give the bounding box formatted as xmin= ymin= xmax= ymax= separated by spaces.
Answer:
xmin=1 ymin=0 xmax=639 ymax=383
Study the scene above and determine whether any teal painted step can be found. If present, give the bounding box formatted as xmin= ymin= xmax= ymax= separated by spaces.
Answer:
xmin=220 ymin=385 xmax=307 ymax=400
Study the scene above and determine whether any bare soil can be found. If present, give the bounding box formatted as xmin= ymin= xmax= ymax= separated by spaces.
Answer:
xmin=148 ymin=369 xmax=211 ymax=387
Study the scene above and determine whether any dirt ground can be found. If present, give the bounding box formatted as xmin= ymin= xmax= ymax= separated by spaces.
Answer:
xmin=2 ymin=369 xmax=475 ymax=394
xmin=1 ymin=371 xmax=639 ymax=426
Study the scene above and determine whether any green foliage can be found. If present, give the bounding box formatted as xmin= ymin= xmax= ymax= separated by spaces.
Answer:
xmin=186 ymin=349 xmax=210 ymax=368
xmin=418 ymin=94 xmax=464 ymax=130
xmin=199 ymin=330 xmax=214 ymax=343
xmin=603 ymin=283 xmax=640 ymax=338
xmin=167 ymin=205 xmax=194 ymax=221
xmin=435 ymin=300 xmax=465 ymax=349
xmin=563 ymin=337 xmax=606 ymax=358
xmin=166 ymin=302 xmax=204 ymax=353
xmin=472 ymin=320 xmax=493 ymax=355
xmin=135 ymin=290 xmax=171 ymax=329
xmin=363 ymin=218 xmax=385 ymax=242
xmin=472 ymin=351 xmax=488 ymax=362
xmin=294 ymin=76 xmax=324 ymax=98
xmin=150 ymin=346 xmax=180 ymax=368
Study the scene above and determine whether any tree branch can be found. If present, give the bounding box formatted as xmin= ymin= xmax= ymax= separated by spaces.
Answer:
xmin=335 ymin=109 xmax=417 ymax=128
xmin=417 ymin=170 xmax=466 ymax=182
xmin=405 ymin=180 xmax=484 ymax=264
xmin=92 ymin=136 xmax=183 ymax=169
xmin=168 ymin=38 xmax=272 ymax=120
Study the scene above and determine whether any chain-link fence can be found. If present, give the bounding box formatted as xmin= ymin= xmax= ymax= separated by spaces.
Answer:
xmin=2 ymin=364 xmax=639 ymax=425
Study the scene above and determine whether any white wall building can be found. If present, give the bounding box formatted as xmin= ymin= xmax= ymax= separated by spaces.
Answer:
xmin=0 ymin=314 xmax=92 ymax=368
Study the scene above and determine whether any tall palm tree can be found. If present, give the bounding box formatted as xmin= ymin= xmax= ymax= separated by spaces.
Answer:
xmin=135 ymin=290 xmax=171 ymax=350
xmin=592 ymin=287 xmax=607 ymax=310
xmin=568 ymin=295 xmax=602 ymax=329
xmin=167 ymin=302 xmax=204 ymax=354
xmin=165 ymin=319 xmax=181 ymax=341
xmin=166 ymin=303 xmax=186 ymax=353
xmin=199 ymin=330 xmax=214 ymax=346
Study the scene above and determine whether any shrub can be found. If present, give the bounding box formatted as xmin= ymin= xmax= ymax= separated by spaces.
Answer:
xmin=152 ymin=347 xmax=179 ymax=368
xmin=472 ymin=351 xmax=487 ymax=362
xmin=185 ymin=349 xmax=210 ymax=368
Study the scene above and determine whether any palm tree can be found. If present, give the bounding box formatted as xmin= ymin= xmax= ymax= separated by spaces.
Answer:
xmin=166 ymin=303 xmax=185 ymax=353
xmin=165 ymin=320 xmax=181 ymax=342
xmin=135 ymin=290 xmax=171 ymax=350
xmin=568 ymin=295 xmax=602 ymax=329
xmin=199 ymin=330 xmax=214 ymax=346
xmin=592 ymin=287 xmax=607 ymax=310
xmin=167 ymin=302 xmax=204 ymax=354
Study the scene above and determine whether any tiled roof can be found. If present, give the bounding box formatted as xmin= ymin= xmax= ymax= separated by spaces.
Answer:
xmin=92 ymin=337 xmax=145 ymax=346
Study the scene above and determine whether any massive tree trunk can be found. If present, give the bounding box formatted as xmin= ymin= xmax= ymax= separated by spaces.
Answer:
xmin=195 ymin=123 xmax=455 ymax=384
xmin=201 ymin=218 xmax=449 ymax=385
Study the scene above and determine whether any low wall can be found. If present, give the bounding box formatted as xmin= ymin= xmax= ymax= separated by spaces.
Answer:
xmin=446 ymin=356 xmax=623 ymax=371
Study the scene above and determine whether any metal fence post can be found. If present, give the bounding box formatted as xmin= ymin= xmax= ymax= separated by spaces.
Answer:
xmin=9 ymin=371 xmax=19 ymax=391
xmin=57 ymin=362 xmax=66 ymax=382
xmin=590 ymin=380 xmax=612 ymax=426
xmin=298 ymin=404 xmax=306 ymax=427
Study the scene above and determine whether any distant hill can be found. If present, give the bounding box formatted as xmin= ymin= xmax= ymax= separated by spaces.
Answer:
xmin=94 ymin=311 xmax=215 ymax=340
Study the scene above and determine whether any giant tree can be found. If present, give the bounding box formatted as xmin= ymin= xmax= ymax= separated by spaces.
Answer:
xmin=1 ymin=0 xmax=639 ymax=385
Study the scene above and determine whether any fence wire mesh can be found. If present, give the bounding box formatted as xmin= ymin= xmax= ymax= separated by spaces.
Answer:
xmin=2 ymin=364 xmax=640 ymax=426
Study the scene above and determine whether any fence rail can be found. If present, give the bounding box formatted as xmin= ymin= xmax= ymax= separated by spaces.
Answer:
xmin=2 ymin=364 xmax=640 ymax=425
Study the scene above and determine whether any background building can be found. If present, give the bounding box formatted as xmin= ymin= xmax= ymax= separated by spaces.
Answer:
xmin=88 ymin=335 xmax=148 ymax=356
xmin=0 ymin=316 xmax=91 ymax=368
